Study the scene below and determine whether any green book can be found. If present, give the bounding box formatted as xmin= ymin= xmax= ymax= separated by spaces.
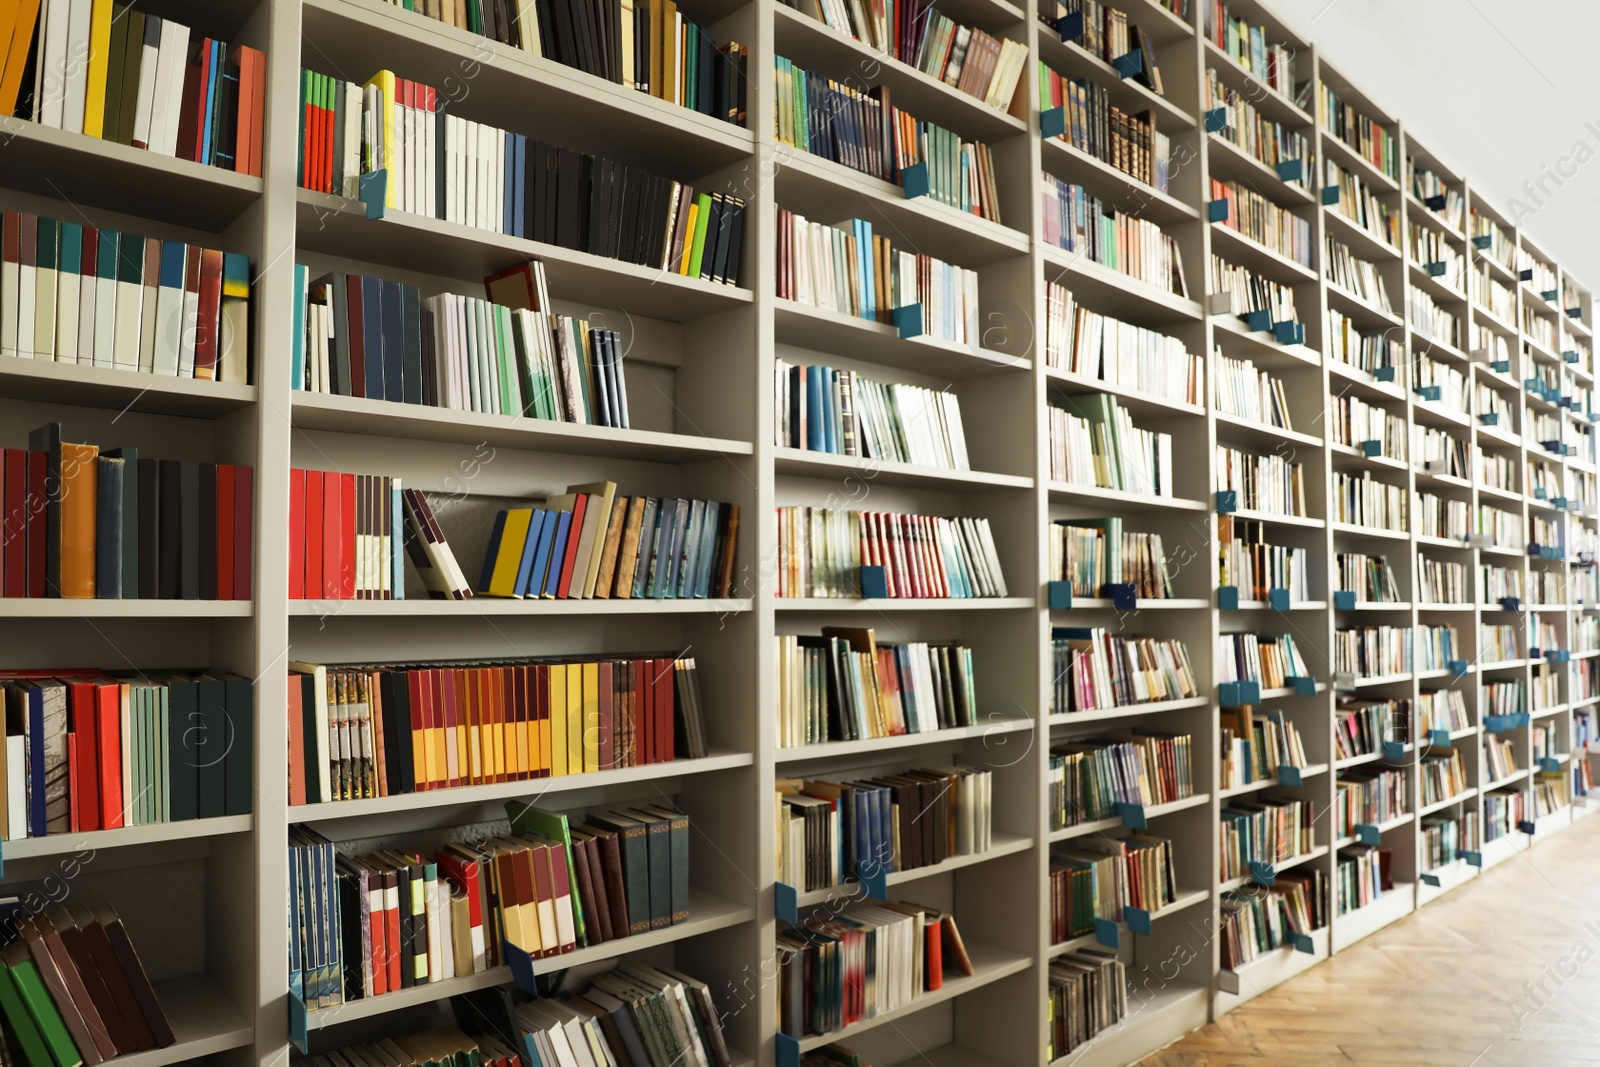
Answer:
xmin=0 ymin=963 xmax=53 ymax=1067
xmin=506 ymin=803 xmax=588 ymax=948
xmin=686 ymin=193 xmax=713 ymax=279
xmin=115 ymin=11 xmax=146 ymax=149
xmin=5 ymin=955 xmax=81 ymax=1067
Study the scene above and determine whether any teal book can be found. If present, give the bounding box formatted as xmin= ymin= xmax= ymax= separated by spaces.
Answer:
xmin=507 ymin=803 xmax=588 ymax=948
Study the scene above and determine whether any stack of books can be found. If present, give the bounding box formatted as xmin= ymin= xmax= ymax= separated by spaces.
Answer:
xmin=774 ymin=507 xmax=1007 ymax=599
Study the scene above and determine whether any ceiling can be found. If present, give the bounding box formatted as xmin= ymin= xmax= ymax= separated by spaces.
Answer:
xmin=1262 ymin=0 xmax=1600 ymax=288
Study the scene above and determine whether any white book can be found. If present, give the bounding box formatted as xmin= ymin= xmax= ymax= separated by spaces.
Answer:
xmin=424 ymin=95 xmax=436 ymax=221
xmin=435 ymin=883 xmax=455 ymax=980
xmin=119 ymin=684 xmax=133 ymax=823
xmin=0 ymin=252 xmax=18 ymax=358
xmin=157 ymin=20 xmax=190 ymax=155
xmin=54 ymin=252 xmax=78 ymax=364
xmin=5 ymin=737 xmax=24 ymax=840
xmin=36 ymin=0 xmax=68 ymax=126
xmin=61 ymin=0 xmax=93 ymax=133
xmin=343 ymin=83 xmax=362 ymax=198
xmin=75 ymin=255 xmax=95 ymax=365
xmin=465 ymin=120 xmax=479 ymax=230
xmin=424 ymin=871 xmax=442 ymax=982
xmin=178 ymin=252 xmax=199 ymax=377
xmin=93 ymin=250 xmax=117 ymax=367
xmin=33 ymin=240 xmax=56 ymax=360
xmin=130 ymin=15 xmax=161 ymax=149
xmin=401 ymin=85 xmax=414 ymax=215
xmin=153 ymin=245 xmax=184 ymax=375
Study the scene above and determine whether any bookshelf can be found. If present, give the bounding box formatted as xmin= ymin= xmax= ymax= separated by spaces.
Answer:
xmin=0 ymin=0 xmax=1597 ymax=1064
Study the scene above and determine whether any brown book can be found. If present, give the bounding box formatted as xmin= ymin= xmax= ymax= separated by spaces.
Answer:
xmin=579 ymin=823 xmax=633 ymax=937
xmin=716 ymin=505 xmax=740 ymax=598
xmin=17 ymin=917 xmax=106 ymax=1064
xmin=612 ymin=496 xmax=647 ymax=598
xmin=578 ymin=832 xmax=614 ymax=943
xmin=92 ymin=906 xmax=173 ymax=1047
xmin=49 ymin=910 xmax=132 ymax=1057
xmin=592 ymin=495 xmax=630 ymax=599
xmin=942 ymin=914 xmax=975 ymax=976
xmin=59 ymin=443 xmax=100 ymax=599
xmin=567 ymin=834 xmax=604 ymax=944
xmin=66 ymin=905 xmax=152 ymax=1052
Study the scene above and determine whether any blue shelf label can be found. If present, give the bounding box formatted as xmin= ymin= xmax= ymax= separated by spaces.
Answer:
xmin=1491 ymin=360 xmax=1511 ymax=373
xmin=1289 ymin=676 xmax=1317 ymax=696
xmin=1472 ymin=234 xmax=1493 ymax=249
xmin=1112 ymin=48 xmax=1144 ymax=78
xmin=893 ymin=303 xmax=924 ymax=339
xmin=1569 ymin=306 xmax=1584 ymax=318
xmin=1540 ymin=757 xmax=1561 ymax=772
xmin=1549 ymin=649 xmax=1572 ymax=664
xmin=503 ymin=940 xmax=540 ymax=996
xmin=1056 ymin=9 xmax=1085 ymax=39
xmin=1244 ymin=308 xmax=1273 ymax=332
xmin=1219 ymin=680 xmax=1261 ymax=706
xmin=1415 ymin=385 xmax=1442 ymax=402
xmin=1040 ymin=106 xmax=1067 ymax=140
xmin=854 ymin=861 xmax=889 ymax=900
xmin=1276 ymin=159 xmax=1305 ymax=182
xmin=1101 ymin=582 xmax=1138 ymax=611
xmin=1567 ymin=351 xmax=1582 ymax=363
xmin=1519 ymin=819 xmax=1538 ymax=835
xmin=290 ymin=991 xmax=309 ymax=1053
xmin=900 ymin=162 xmax=930 ymax=199
xmin=1521 ymin=268 xmax=1535 ymax=281
xmin=1274 ymin=320 xmax=1305 ymax=345
xmin=1278 ymin=764 xmax=1303 ymax=786
xmin=1216 ymin=490 xmax=1238 ymax=514
xmin=1536 ymin=487 xmax=1549 ymax=499
xmin=1249 ymin=860 xmax=1276 ymax=887
xmin=859 ymin=565 xmax=889 ymax=598
xmin=1115 ymin=802 xmax=1148 ymax=830
xmin=1500 ymin=597 xmax=1522 ymax=611
xmin=1382 ymin=740 xmax=1405 ymax=761
xmin=1268 ymin=587 xmax=1292 ymax=611
xmin=359 ymin=168 xmax=389 ymax=220
xmin=1360 ymin=439 xmax=1383 ymax=457
xmin=1208 ymin=198 xmax=1230 ymax=223
xmin=777 ymin=1034 xmax=802 ymax=1067
xmin=1204 ymin=107 xmax=1230 ymax=134
xmin=1426 ymin=261 xmax=1448 ymax=277
xmin=775 ymin=881 xmax=799 ymax=924
xmin=1459 ymin=849 xmax=1483 ymax=867
xmin=1334 ymin=590 xmax=1357 ymax=610
xmin=1485 ymin=715 xmax=1513 ymax=733
xmin=1479 ymin=412 xmax=1500 ymax=426
xmin=1355 ymin=823 xmax=1381 ymax=845
xmin=1321 ymin=185 xmax=1340 ymax=205
xmin=1047 ymin=580 xmax=1074 ymax=611
xmin=1429 ymin=728 xmax=1452 ymax=747
xmin=1425 ymin=193 xmax=1448 ymax=211
xmin=1124 ymin=906 xmax=1153 ymax=936
xmin=1289 ymin=932 xmax=1316 ymax=954
xmin=1094 ymin=916 xmax=1121 ymax=948
xmin=1421 ymin=872 xmax=1442 ymax=887
xmin=1448 ymin=659 xmax=1470 ymax=676
xmin=1218 ymin=585 xmax=1241 ymax=611
xmin=1374 ymin=366 xmax=1396 ymax=382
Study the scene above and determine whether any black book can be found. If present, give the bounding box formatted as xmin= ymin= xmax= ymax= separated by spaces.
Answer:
xmin=136 ymin=456 xmax=159 ymax=598
xmin=401 ymin=283 xmax=423 ymax=405
xmin=550 ymin=0 xmax=579 ymax=68
xmin=615 ymin=163 xmax=639 ymax=264
xmin=723 ymin=196 xmax=746 ymax=285
xmin=531 ymin=141 xmax=556 ymax=243
xmin=577 ymin=152 xmax=595 ymax=251
xmin=224 ymin=674 xmax=253 ymax=816
xmin=378 ymin=671 xmax=413 ymax=795
xmin=646 ymin=173 xmax=674 ymax=268
xmin=556 ymin=146 xmax=583 ymax=249
xmin=196 ymin=676 xmax=227 ymax=817
xmin=605 ymin=0 xmax=621 ymax=83
xmin=166 ymin=678 xmax=199 ymax=820
xmin=587 ymin=156 xmax=611 ymax=257
xmin=699 ymin=192 xmax=724 ymax=281
xmin=95 ymin=456 xmax=124 ymax=599
xmin=533 ymin=0 xmax=558 ymax=62
xmin=697 ymin=29 xmax=713 ymax=117
xmin=157 ymin=459 xmax=181 ymax=598
xmin=328 ymin=272 xmax=351 ymax=396
xmin=298 ymin=672 xmax=323 ymax=802
xmin=103 ymin=446 xmax=139 ymax=599
xmin=419 ymin=305 xmax=438 ymax=406
xmin=362 ymin=275 xmax=385 ymax=400
xmin=710 ymin=192 xmax=734 ymax=284
xmin=381 ymin=279 xmax=405 ymax=403
xmin=26 ymin=423 xmax=61 ymax=595
xmin=178 ymin=461 xmax=200 ymax=599
xmin=335 ymin=862 xmax=366 ymax=1001
xmin=571 ymin=0 xmax=596 ymax=77
xmin=198 ymin=463 xmax=217 ymax=600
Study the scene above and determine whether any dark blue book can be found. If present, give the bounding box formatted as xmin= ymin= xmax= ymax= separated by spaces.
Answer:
xmin=167 ymin=679 xmax=200 ymax=820
xmin=525 ymin=508 xmax=560 ymax=598
xmin=513 ymin=510 xmax=549 ymax=597
xmin=478 ymin=510 xmax=509 ymax=593
xmin=197 ymin=677 xmax=228 ymax=818
xmin=224 ymin=675 xmax=253 ymax=815
xmin=401 ymin=283 xmax=422 ymax=405
xmin=361 ymin=275 xmax=384 ymax=400
xmin=95 ymin=456 xmax=124 ymax=599
xmin=381 ymin=279 xmax=405 ymax=403
xmin=543 ymin=510 xmax=573 ymax=598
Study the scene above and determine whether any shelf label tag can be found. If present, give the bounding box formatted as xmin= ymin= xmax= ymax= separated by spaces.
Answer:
xmin=1219 ymin=680 xmax=1260 ymax=706
xmin=1334 ymin=590 xmax=1357 ymax=610
xmin=775 ymin=881 xmax=799 ymax=925
xmin=359 ymin=169 xmax=389 ymax=221
xmin=1115 ymin=802 xmax=1148 ymax=830
xmin=1447 ymin=659 xmax=1469 ymax=676
xmin=1112 ymin=48 xmax=1144 ymax=78
xmin=1249 ymin=860 xmax=1276 ymax=887
xmin=1540 ymin=757 xmax=1561 ymax=772
xmin=1040 ymin=106 xmax=1067 ymax=140
xmin=1569 ymin=306 xmax=1584 ymax=318
xmin=1124 ymin=906 xmax=1153 ymax=935
xmin=1278 ymin=764 xmax=1303 ymax=787
xmin=1499 ymin=597 xmax=1522 ymax=611
xmin=854 ymin=861 xmax=888 ymax=901
xmin=1521 ymin=268 xmax=1535 ymax=281
xmin=1244 ymin=308 xmax=1273 ymax=332
xmin=1414 ymin=385 xmax=1442 ymax=402
xmin=777 ymin=1034 xmax=802 ymax=1067
xmin=1491 ymin=359 xmax=1512 ymax=372
xmin=900 ymin=162 xmax=930 ymax=199
xmin=1472 ymin=234 xmax=1494 ymax=249
xmin=1205 ymin=108 xmax=1230 ymax=134
xmin=1421 ymin=871 xmax=1442 ymax=887
xmin=1218 ymin=585 xmax=1241 ymax=611
xmin=1382 ymin=740 xmax=1406 ymax=761
xmin=1101 ymin=582 xmax=1138 ymax=611
xmin=1429 ymin=728 xmax=1452 ymax=747
xmin=1047 ymin=580 xmax=1074 ymax=611
xmin=1216 ymin=490 xmax=1238 ymax=514
xmin=1478 ymin=412 xmax=1500 ymax=426
xmin=1094 ymin=916 xmax=1121 ymax=948
xmin=1057 ymin=10 xmax=1085 ymax=40
xmin=1485 ymin=715 xmax=1513 ymax=733
xmin=290 ymin=991 xmax=309 ymax=1054
xmin=1466 ymin=533 xmax=1494 ymax=548
xmin=503 ymin=940 xmax=540 ymax=996
xmin=1276 ymin=159 xmax=1305 ymax=182
xmin=1459 ymin=849 xmax=1483 ymax=866
xmin=1566 ymin=350 xmax=1581 ymax=363
xmin=1321 ymin=184 xmax=1340 ymax=205
xmin=1333 ymin=671 xmax=1357 ymax=690
xmin=1426 ymin=261 xmax=1448 ymax=277
xmin=1374 ymin=365 xmax=1396 ymax=382
xmin=1219 ymin=969 xmax=1243 ymax=995
xmin=1519 ymin=819 xmax=1538 ymax=835
xmin=1208 ymin=199 xmax=1230 ymax=223
xmin=1273 ymin=321 xmax=1304 ymax=345
xmin=1289 ymin=932 xmax=1315 ymax=954
xmin=1288 ymin=676 xmax=1317 ymax=696
xmin=892 ymin=303 xmax=924 ymax=339
xmin=1206 ymin=292 xmax=1233 ymax=314
xmin=859 ymin=565 xmax=889 ymax=598
xmin=1355 ymin=823 xmax=1382 ymax=845
xmin=1423 ymin=460 xmax=1450 ymax=474
xmin=1425 ymin=194 xmax=1448 ymax=211
xmin=1360 ymin=439 xmax=1383 ymax=457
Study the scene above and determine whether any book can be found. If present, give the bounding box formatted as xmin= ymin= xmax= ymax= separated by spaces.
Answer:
xmin=775 ymin=506 xmax=1007 ymax=599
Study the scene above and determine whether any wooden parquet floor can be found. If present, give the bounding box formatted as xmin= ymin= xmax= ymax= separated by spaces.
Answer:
xmin=1136 ymin=814 xmax=1600 ymax=1066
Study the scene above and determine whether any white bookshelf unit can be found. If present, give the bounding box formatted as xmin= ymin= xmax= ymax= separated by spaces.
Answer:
xmin=1 ymin=0 xmax=1597 ymax=1065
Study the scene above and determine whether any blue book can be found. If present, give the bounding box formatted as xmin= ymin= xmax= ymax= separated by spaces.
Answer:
xmin=631 ymin=498 xmax=660 ymax=598
xmin=655 ymin=499 xmax=686 ymax=598
xmin=526 ymin=508 xmax=560 ymax=597
xmin=543 ymin=510 xmax=573 ymax=598
xmin=478 ymin=510 xmax=509 ymax=593
xmin=514 ymin=510 xmax=549 ymax=596
xmin=380 ymin=279 xmax=405 ymax=403
xmin=361 ymin=276 xmax=384 ymax=399
xmin=677 ymin=500 xmax=704 ymax=598
xmin=291 ymin=264 xmax=308 ymax=390
xmin=23 ymin=685 xmax=44 ymax=838
xmin=694 ymin=501 xmax=720 ymax=597
xmin=200 ymin=39 xmax=220 ymax=164
xmin=513 ymin=134 xmax=527 ymax=239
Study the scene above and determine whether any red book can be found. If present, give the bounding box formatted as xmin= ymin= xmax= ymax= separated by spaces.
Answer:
xmin=287 ymin=673 xmax=305 ymax=805
xmin=345 ymin=275 xmax=366 ymax=398
xmin=533 ymin=664 xmax=549 ymax=778
xmin=25 ymin=451 xmax=46 ymax=598
xmin=175 ymin=44 xmax=205 ymax=163
xmin=555 ymin=493 xmax=588 ymax=599
xmin=66 ymin=733 xmax=78 ymax=835
xmin=287 ymin=467 xmax=306 ymax=599
xmin=233 ymin=464 xmax=253 ymax=601
xmin=925 ymin=916 xmax=942 ymax=991
xmin=227 ymin=44 xmax=254 ymax=176
xmin=407 ymin=669 xmax=427 ymax=791
xmin=545 ymin=842 xmax=576 ymax=952
xmin=654 ymin=657 xmax=673 ymax=766
xmin=639 ymin=659 xmax=653 ymax=765
xmin=304 ymin=470 xmax=324 ymax=600
xmin=247 ymin=47 xmax=266 ymax=177
xmin=66 ymin=680 xmax=99 ymax=833
xmin=193 ymin=248 xmax=224 ymax=381
xmin=340 ymin=473 xmax=356 ymax=600
xmin=96 ymin=682 xmax=123 ymax=830
xmin=320 ymin=472 xmax=340 ymax=599
xmin=216 ymin=464 xmax=235 ymax=601
xmin=364 ymin=867 xmax=388 ymax=996
xmin=0 ymin=449 xmax=20 ymax=597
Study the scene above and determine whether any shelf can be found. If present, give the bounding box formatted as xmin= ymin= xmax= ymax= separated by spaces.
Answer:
xmin=777 ymin=716 xmax=1033 ymax=764
xmin=1042 ymin=247 xmax=1204 ymax=324
xmin=1338 ymin=600 xmax=1413 ymax=611
xmin=775 ymin=597 xmax=1035 ymax=612
xmin=1219 ymin=845 xmax=1329 ymax=892
xmin=124 ymin=977 xmax=254 ymax=1067
xmin=0 ymin=120 xmax=262 ymax=231
xmin=1329 ymin=522 xmax=1407 ymax=542
xmin=1407 ymin=261 xmax=1468 ymax=305
xmin=302 ymin=0 xmax=754 ymax=176
xmin=305 ymin=887 xmax=754 ymax=1026
xmin=1056 ymin=599 xmax=1210 ymax=611
xmin=1209 ymin=313 xmax=1322 ymax=369
xmin=1213 ymin=411 xmax=1322 ymax=451
xmin=293 ymin=392 xmax=753 ymax=461
xmin=1319 ymin=131 xmax=1400 ymax=193
xmin=1204 ymin=134 xmax=1317 ymax=208
xmin=1329 ymin=442 xmax=1408 ymax=473
xmin=1225 ymin=600 xmax=1328 ymax=611
xmin=1209 ymin=222 xmax=1319 ymax=284
xmin=1332 ymin=881 xmax=1415 ymax=952
xmin=1332 ymin=812 xmax=1414 ymax=849
xmin=1326 ymin=358 xmax=1407 ymax=401
xmin=1483 ymin=770 xmax=1530 ymax=792
xmin=1417 ymin=602 xmax=1475 ymax=612
xmin=1418 ymin=787 xmax=1478 ymax=817
xmin=1203 ymin=41 xmax=1313 ymax=128
xmin=1229 ymin=508 xmax=1325 ymax=529
xmin=290 ymin=598 xmax=752 ymax=617
xmin=1046 ymin=368 xmax=1204 ymax=418
xmin=290 ymin=752 xmax=753 ymax=824
xmin=1323 ymin=207 xmax=1401 ymax=264
xmin=1048 ymin=695 xmax=1210 ymax=726
xmin=1042 ymin=137 xmax=1198 ymax=227
xmin=792 ymin=834 xmax=1035 ymax=907
xmin=2 ymin=816 xmax=251 ymax=862
xmin=1220 ymin=763 xmax=1330 ymax=798
xmin=773 ymin=300 xmax=1028 ymax=380
xmin=1324 ymin=280 xmax=1403 ymax=331
xmin=0 ymin=600 xmax=252 ymax=618
xmin=0 ymin=359 xmax=257 ymax=419
xmin=1405 ymin=195 xmax=1467 ymax=244
xmin=296 ymin=190 xmax=752 ymax=323
xmin=1048 ymin=482 xmax=1208 ymax=512
xmin=774 ymin=449 xmax=1033 ymax=491
xmin=793 ymin=942 xmax=1032 ymax=1053
xmin=1037 ymin=32 xmax=1196 ymax=129
xmin=775 ymin=150 xmax=1029 ymax=266
xmin=1047 ymin=887 xmax=1210 ymax=958
xmin=1048 ymin=793 xmax=1211 ymax=843
xmin=772 ymin=6 xmax=1027 ymax=143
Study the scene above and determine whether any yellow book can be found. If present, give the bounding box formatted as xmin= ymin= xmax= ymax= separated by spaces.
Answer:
xmin=678 ymin=201 xmax=699 ymax=275
xmin=466 ymin=679 xmax=482 ymax=785
xmin=489 ymin=845 xmax=524 ymax=950
xmin=566 ymin=663 xmax=584 ymax=775
xmin=364 ymin=70 xmax=399 ymax=208
xmin=550 ymin=664 xmax=567 ymax=776
xmin=488 ymin=508 xmax=533 ymax=597
xmin=515 ymin=709 xmax=529 ymax=780
xmin=82 ymin=0 xmax=112 ymax=137
xmin=662 ymin=0 xmax=677 ymax=105
xmin=581 ymin=661 xmax=600 ymax=773
xmin=490 ymin=672 xmax=506 ymax=781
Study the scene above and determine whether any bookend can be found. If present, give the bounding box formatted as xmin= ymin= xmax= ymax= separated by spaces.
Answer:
xmin=1204 ymin=107 xmax=1229 ymax=133
xmin=1101 ymin=582 xmax=1137 ymax=611
xmin=1217 ymin=585 xmax=1240 ymax=611
xmin=1459 ymin=849 xmax=1483 ymax=867
xmin=1429 ymin=728 xmax=1451 ymax=747
xmin=892 ymin=304 xmax=924 ymax=339
xmin=1215 ymin=490 xmax=1238 ymax=514
xmin=1354 ymin=823 xmax=1381 ymax=846
xmin=1373 ymin=365 xmax=1396 ymax=382
xmin=1414 ymin=385 xmax=1441 ymax=402
xmin=858 ymin=565 xmax=889 ymax=598
xmin=1321 ymin=185 xmax=1339 ymax=205
xmin=1359 ymin=440 xmax=1382 ymax=458
xmin=1124 ymin=906 xmax=1152 ymax=935
xmin=1288 ymin=676 xmax=1316 ymax=696
xmin=502 ymin=939 xmax=541 ymax=996
xmin=1275 ymin=159 xmax=1304 ymax=182
xmin=1206 ymin=292 xmax=1232 ymax=314
xmin=1472 ymin=234 xmax=1493 ymax=249
xmin=1207 ymin=198 xmax=1229 ymax=223
xmin=1248 ymin=860 xmax=1275 ymax=887
xmin=852 ymin=861 xmax=889 ymax=900
xmin=1243 ymin=309 xmax=1272 ymax=332
xmin=1425 ymin=261 xmax=1447 ymax=277
xmin=1333 ymin=590 xmax=1356 ymax=610
xmin=290 ymin=991 xmax=310 ymax=1053
xmin=1425 ymin=193 xmax=1448 ymax=211
xmin=1094 ymin=916 xmax=1120 ymax=948
xmin=359 ymin=168 xmax=389 ymax=220
xmin=1289 ymin=932 xmax=1315 ymax=954
xmin=1273 ymin=320 xmax=1304 ymax=345
xmin=1218 ymin=680 xmax=1259 ymax=706
xmin=1111 ymin=49 xmax=1143 ymax=78
xmin=1519 ymin=819 xmax=1538 ymax=836
xmin=1218 ymin=970 xmax=1243 ymax=996
xmin=1277 ymin=764 xmax=1303 ymax=786
xmin=1046 ymin=580 xmax=1074 ymax=610
xmin=775 ymin=881 xmax=799 ymax=925
xmin=777 ymin=1034 xmax=802 ymax=1067
xmin=900 ymin=162 xmax=930 ymax=200
xmin=1382 ymin=740 xmax=1405 ymax=761
xmin=1056 ymin=10 xmax=1085 ymax=40
xmin=1500 ymin=596 xmax=1522 ymax=611
xmin=1115 ymin=802 xmax=1147 ymax=830
xmin=1540 ymin=757 xmax=1561 ymax=772
xmin=1447 ymin=659 xmax=1469 ymax=676
xmin=1421 ymin=872 xmax=1441 ymax=887
xmin=1040 ymin=106 xmax=1067 ymax=140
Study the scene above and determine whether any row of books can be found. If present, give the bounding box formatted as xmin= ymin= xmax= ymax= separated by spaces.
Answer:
xmin=1336 ymin=551 xmax=1400 ymax=603
xmin=1421 ymin=811 xmax=1479 ymax=871
xmin=1047 ymin=950 xmax=1127 ymax=1060
xmin=1 ymin=428 xmax=254 ymax=601
xmin=1 ymin=212 xmax=251 ymax=382
xmin=1042 ymin=173 xmax=1189 ymax=296
xmin=774 ymin=59 xmax=1002 ymax=221
xmin=1049 ymin=832 xmax=1177 ymax=940
xmin=1421 ymin=746 xmax=1468 ymax=805
xmin=1330 ymin=392 xmax=1403 ymax=454
xmin=1040 ymin=65 xmax=1170 ymax=193
xmin=777 ymin=766 xmax=992 ymax=891
xmin=1315 ymin=82 xmax=1398 ymax=181
xmin=6 ymin=5 xmax=264 ymax=175
xmin=1417 ymin=557 xmax=1467 ymax=604
xmin=295 ymin=262 xmax=632 ymax=429
xmin=1476 ymin=504 xmax=1520 ymax=550
xmin=1483 ymin=680 xmax=1523 ymax=718
xmin=1335 ymin=844 xmax=1390 ymax=913
xmin=1211 ymin=257 xmax=1298 ymax=322
xmin=1413 ymin=425 xmax=1468 ymax=478
xmin=1219 ymin=519 xmax=1309 ymax=601
xmin=789 ymin=0 xmax=1028 ymax=113
xmin=1410 ymin=288 xmax=1463 ymax=350
xmin=1217 ymin=633 xmax=1311 ymax=690
xmin=0 ymin=902 xmax=174 ymax=1067
xmin=1323 ymin=159 xmax=1398 ymax=248
xmin=774 ymin=631 xmax=978 ymax=747
xmin=1409 ymin=228 xmax=1463 ymax=289
xmin=776 ymin=209 xmax=979 ymax=344
xmin=1416 ymin=623 xmax=1462 ymax=671
xmin=1325 ymin=237 xmax=1394 ymax=311
xmin=291 ymin=802 xmax=691 ymax=1007
xmin=1205 ymin=1 xmax=1297 ymax=96
xmin=1043 ymin=282 xmax=1202 ymax=405
xmin=1211 ymin=178 xmax=1313 ymax=266
xmin=1532 ymin=667 xmax=1560 ymax=712
xmin=1048 ymin=733 xmax=1195 ymax=828
xmin=1418 ymin=689 xmax=1467 ymax=734
xmin=1327 ymin=308 xmax=1399 ymax=375
xmin=1216 ymin=445 xmax=1307 ymax=517
xmin=0 ymin=671 xmax=251 ymax=840
xmin=773 ymin=507 xmax=1007 ymax=599
xmin=1335 ymin=697 xmax=1406 ymax=763
xmin=777 ymin=900 xmax=977 ymax=1038
xmin=1214 ymin=352 xmax=1292 ymax=428
xmin=1533 ymin=774 xmax=1568 ymax=818
xmin=1416 ymin=490 xmax=1469 ymax=541
xmin=1336 ymin=767 xmax=1407 ymax=832
xmin=1484 ymin=788 xmax=1524 ymax=842
xmin=1220 ymin=795 xmax=1314 ymax=878
xmin=287 ymin=655 xmax=707 ymax=806
xmin=773 ymin=359 xmax=971 ymax=469
xmin=1472 ymin=269 xmax=1515 ymax=323
xmin=1050 ymin=630 xmax=1199 ymax=715
xmin=1203 ymin=68 xmax=1313 ymax=181
xmin=1220 ymin=873 xmax=1326 ymax=969
xmin=1484 ymin=734 xmax=1518 ymax=782
xmin=1050 ymin=395 xmax=1175 ymax=496
xmin=1049 ymin=518 xmax=1173 ymax=599
xmin=1410 ymin=163 xmax=1465 ymax=230
xmin=1334 ymin=625 xmax=1412 ymax=679
xmin=1220 ymin=707 xmax=1307 ymax=791
xmin=1481 ymin=624 xmax=1520 ymax=663
xmin=1334 ymin=470 xmax=1406 ymax=531
xmin=298 ymin=69 xmax=745 ymax=283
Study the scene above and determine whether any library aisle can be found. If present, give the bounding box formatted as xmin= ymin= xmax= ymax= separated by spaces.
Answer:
xmin=1137 ymin=815 xmax=1600 ymax=1066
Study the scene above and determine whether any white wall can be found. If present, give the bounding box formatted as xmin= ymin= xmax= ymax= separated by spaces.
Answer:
xmin=1262 ymin=0 xmax=1600 ymax=286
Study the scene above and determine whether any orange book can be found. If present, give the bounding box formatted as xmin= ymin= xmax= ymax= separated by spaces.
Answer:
xmin=59 ymin=442 xmax=100 ymax=598
xmin=0 ymin=0 xmax=42 ymax=115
